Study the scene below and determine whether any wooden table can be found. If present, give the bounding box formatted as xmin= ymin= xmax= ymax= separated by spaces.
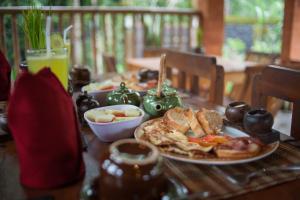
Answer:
xmin=126 ymin=56 xmax=257 ymax=72
xmin=126 ymin=56 xmax=258 ymax=89
xmin=1 ymin=75 xmax=300 ymax=200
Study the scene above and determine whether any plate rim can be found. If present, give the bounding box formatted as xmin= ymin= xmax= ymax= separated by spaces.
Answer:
xmin=134 ymin=118 xmax=279 ymax=165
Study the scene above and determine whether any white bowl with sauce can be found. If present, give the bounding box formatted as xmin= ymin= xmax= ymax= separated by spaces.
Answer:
xmin=84 ymin=105 xmax=145 ymax=142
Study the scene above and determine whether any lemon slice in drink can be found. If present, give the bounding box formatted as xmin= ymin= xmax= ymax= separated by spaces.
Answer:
xmin=50 ymin=33 xmax=65 ymax=49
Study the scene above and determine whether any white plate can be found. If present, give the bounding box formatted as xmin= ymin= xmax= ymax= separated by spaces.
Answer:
xmin=134 ymin=119 xmax=279 ymax=165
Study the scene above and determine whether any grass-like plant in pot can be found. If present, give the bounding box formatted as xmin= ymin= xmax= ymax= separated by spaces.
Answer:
xmin=22 ymin=4 xmax=46 ymax=50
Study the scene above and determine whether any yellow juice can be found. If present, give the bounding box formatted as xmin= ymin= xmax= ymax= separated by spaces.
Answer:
xmin=27 ymin=49 xmax=69 ymax=90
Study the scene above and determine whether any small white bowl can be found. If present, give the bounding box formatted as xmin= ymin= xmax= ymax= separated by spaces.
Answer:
xmin=84 ymin=105 xmax=145 ymax=142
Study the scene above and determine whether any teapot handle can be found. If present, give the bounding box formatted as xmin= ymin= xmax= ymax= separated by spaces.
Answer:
xmin=120 ymin=94 xmax=129 ymax=104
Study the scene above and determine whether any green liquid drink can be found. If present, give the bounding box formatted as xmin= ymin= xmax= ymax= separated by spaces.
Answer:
xmin=26 ymin=48 xmax=69 ymax=90
xmin=64 ymin=41 xmax=71 ymax=59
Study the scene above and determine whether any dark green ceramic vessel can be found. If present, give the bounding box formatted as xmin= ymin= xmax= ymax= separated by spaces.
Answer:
xmin=143 ymin=85 xmax=182 ymax=117
xmin=106 ymin=82 xmax=141 ymax=106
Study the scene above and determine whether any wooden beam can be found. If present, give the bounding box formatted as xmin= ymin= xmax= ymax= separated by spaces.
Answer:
xmin=281 ymin=0 xmax=300 ymax=63
xmin=195 ymin=0 xmax=224 ymax=55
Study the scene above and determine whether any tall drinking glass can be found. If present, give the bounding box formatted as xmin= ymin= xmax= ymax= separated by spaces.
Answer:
xmin=26 ymin=48 xmax=69 ymax=90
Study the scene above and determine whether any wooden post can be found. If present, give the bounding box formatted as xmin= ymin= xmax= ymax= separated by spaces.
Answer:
xmin=194 ymin=0 xmax=224 ymax=55
xmin=281 ymin=0 xmax=300 ymax=63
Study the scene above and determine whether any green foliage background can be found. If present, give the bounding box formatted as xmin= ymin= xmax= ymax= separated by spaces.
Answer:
xmin=0 ymin=0 xmax=284 ymax=68
xmin=223 ymin=0 xmax=284 ymax=59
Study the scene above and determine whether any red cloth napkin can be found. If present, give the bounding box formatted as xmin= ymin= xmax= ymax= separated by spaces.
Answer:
xmin=8 ymin=68 xmax=85 ymax=189
xmin=0 ymin=51 xmax=11 ymax=101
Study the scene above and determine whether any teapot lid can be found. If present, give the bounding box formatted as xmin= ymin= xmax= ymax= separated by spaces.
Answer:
xmin=114 ymin=82 xmax=131 ymax=94
xmin=147 ymin=85 xmax=177 ymax=96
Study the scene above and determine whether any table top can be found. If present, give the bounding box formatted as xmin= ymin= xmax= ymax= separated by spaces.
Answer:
xmin=1 ymin=74 xmax=300 ymax=200
xmin=126 ymin=56 xmax=258 ymax=73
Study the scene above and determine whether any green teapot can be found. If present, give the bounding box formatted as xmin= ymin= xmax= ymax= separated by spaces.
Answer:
xmin=143 ymin=85 xmax=182 ymax=117
xmin=143 ymin=54 xmax=182 ymax=117
xmin=106 ymin=82 xmax=141 ymax=106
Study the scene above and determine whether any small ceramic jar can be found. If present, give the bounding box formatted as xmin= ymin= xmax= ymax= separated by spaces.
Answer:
xmin=98 ymin=139 xmax=166 ymax=200
xmin=225 ymin=101 xmax=251 ymax=124
xmin=138 ymin=69 xmax=159 ymax=83
xmin=243 ymin=108 xmax=274 ymax=135
xmin=76 ymin=91 xmax=99 ymax=125
xmin=70 ymin=66 xmax=91 ymax=87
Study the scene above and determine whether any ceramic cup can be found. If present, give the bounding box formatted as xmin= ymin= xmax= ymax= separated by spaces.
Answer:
xmin=243 ymin=108 xmax=274 ymax=135
xmin=225 ymin=101 xmax=251 ymax=124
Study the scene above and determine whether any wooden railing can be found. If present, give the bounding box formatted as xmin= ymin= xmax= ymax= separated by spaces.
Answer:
xmin=0 ymin=6 xmax=202 ymax=74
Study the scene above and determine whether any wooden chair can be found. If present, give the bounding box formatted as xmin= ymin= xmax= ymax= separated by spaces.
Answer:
xmin=229 ymin=51 xmax=279 ymax=103
xmin=282 ymin=61 xmax=300 ymax=70
xmin=252 ymin=65 xmax=300 ymax=139
xmin=239 ymin=65 xmax=266 ymax=104
xmin=143 ymin=48 xmax=168 ymax=57
xmin=229 ymin=65 xmax=283 ymax=116
xmin=102 ymin=53 xmax=117 ymax=73
xmin=164 ymin=50 xmax=224 ymax=105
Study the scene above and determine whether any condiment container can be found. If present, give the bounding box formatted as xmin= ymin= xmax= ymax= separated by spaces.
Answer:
xmin=70 ymin=66 xmax=91 ymax=87
xmin=76 ymin=91 xmax=99 ymax=125
xmin=225 ymin=101 xmax=251 ymax=124
xmin=243 ymin=108 xmax=274 ymax=135
xmin=98 ymin=139 xmax=166 ymax=200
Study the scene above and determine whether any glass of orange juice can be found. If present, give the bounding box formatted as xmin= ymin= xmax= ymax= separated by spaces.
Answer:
xmin=26 ymin=48 xmax=69 ymax=90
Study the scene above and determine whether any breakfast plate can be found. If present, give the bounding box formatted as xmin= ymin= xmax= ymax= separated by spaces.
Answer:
xmin=134 ymin=118 xmax=279 ymax=165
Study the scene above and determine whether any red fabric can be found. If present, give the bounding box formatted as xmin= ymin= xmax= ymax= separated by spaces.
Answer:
xmin=8 ymin=68 xmax=84 ymax=189
xmin=0 ymin=51 xmax=11 ymax=101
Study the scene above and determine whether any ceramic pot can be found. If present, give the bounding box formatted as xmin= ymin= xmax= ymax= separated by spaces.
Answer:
xmin=139 ymin=69 xmax=158 ymax=83
xmin=70 ymin=67 xmax=90 ymax=86
xmin=98 ymin=139 xmax=166 ymax=200
xmin=243 ymin=108 xmax=274 ymax=135
xmin=76 ymin=91 xmax=99 ymax=125
xmin=225 ymin=101 xmax=251 ymax=123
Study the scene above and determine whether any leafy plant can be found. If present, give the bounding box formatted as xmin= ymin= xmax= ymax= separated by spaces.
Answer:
xmin=223 ymin=38 xmax=246 ymax=60
xmin=224 ymin=0 xmax=284 ymax=57
xmin=22 ymin=3 xmax=46 ymax=49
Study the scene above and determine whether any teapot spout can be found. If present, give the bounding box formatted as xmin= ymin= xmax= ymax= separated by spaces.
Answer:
xmin=155 ymin=104 xmax=163 ymax=112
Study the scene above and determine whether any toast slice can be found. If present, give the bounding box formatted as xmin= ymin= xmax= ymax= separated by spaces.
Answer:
xmin=164 ymin=107 xmax=190 ymax=133
xmin=196 ymin=108 xmax=223 ymax=134
xmin=184 ymin=108 xmax=205 ymax=137
xmin=214 ymin=137 xmax=261 ymax=159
